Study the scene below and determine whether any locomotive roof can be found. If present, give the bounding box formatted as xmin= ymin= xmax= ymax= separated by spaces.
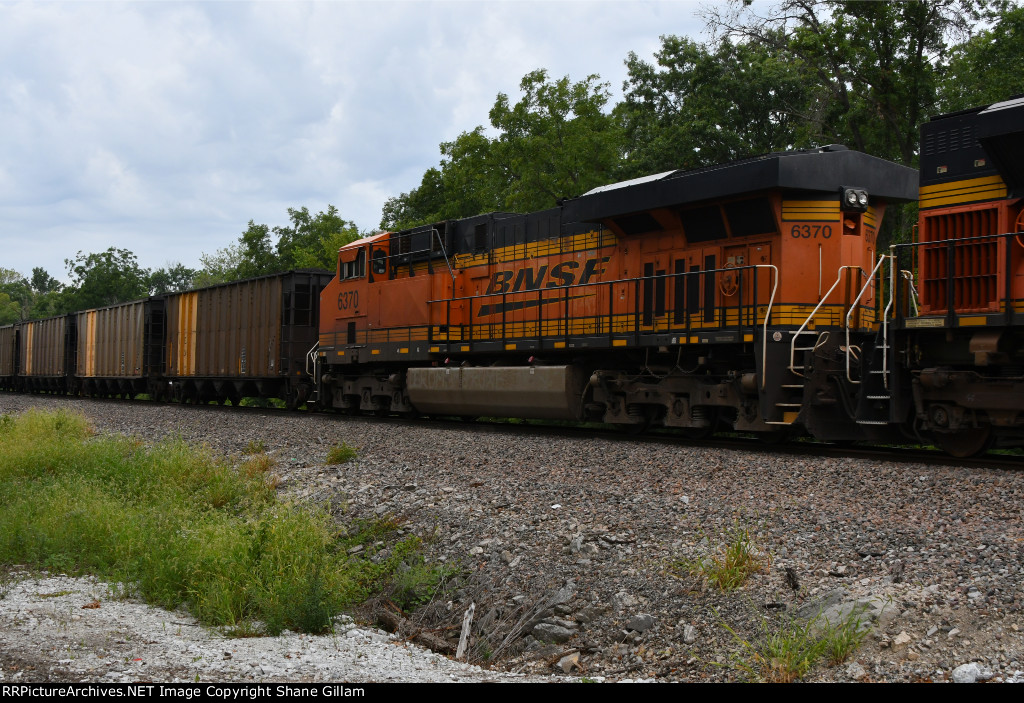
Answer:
xmin=977 ymin=97 xmax=1024 ymax=198
xmin=563 ymin=147 xmax=918 ymax=225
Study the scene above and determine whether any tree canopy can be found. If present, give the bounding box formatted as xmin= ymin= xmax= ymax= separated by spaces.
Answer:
xmin=197 ymin=205 xmax=361 ymax=286
xmin=378 ymin=0 xmax=1013 ymax=248
xmin=380 ymin=70 xmax=622 ymax=230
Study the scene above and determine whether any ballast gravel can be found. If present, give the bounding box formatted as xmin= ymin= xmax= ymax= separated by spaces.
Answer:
xmin=1 ymin=394 xmax=1023 ymax=683
xmin=0 ymin=573 xmax=553 ymax=683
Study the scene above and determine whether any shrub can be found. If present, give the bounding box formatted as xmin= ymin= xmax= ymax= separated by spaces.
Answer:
xmin=0 ymin=409 xmax=446 ymax=636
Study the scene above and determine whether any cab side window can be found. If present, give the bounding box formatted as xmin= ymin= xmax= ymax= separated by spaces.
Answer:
xmin=338 ymin=248 xmax=367 ymax=280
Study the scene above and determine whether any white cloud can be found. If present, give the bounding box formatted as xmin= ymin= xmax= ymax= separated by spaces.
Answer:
xmin=0 ymin=0 xmax=706 ymax=282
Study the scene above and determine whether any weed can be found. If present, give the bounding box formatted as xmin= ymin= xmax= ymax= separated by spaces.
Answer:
xmin=241 ymin=453 xmax=274 ymax=477
xmin=325 ymin=443 xmax=357 ymax=465
xmin=242 ymin=439 xmax=266 ymax=455
xmin=820 ymin=610 xmax=869 ymax=665
xmin=224 ymin=622 xmax=264 ymax=638
xmin=722 ymin=608 xmax=870 ymax=682
xmin=387 ymin=549 xmax=458 ymax=612
xmin=680 ymin=522 xmax=767 ymax=591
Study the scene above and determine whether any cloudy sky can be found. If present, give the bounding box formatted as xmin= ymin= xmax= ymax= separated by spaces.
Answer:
xmin=0 ymin=0 xmax=709 ymax=282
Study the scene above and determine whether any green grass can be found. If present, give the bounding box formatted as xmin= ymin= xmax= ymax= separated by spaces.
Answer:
xmin=242 ymin=439 xmax=267 ymax=455
xmin=0 ymin=409 xmax=447 ymax=635
xmin=722 ymin=609 xmax=869 ymax=682
xmin=679 ymin=522 xmax=767 ymax=591
xmin=325 ymin=442 xmax=358 ymax=465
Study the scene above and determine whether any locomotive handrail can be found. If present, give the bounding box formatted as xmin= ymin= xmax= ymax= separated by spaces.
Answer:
xmin=891 ymin=229 xmax=1016 ymax=326
xmin=899 ymin=270 xmax=920 ymax=317
xmin=789 ymin=265 xmax=867 ymax=377
xmin=428 ymin=227 xmax=457 ymax=285
xmin=845 ymin=255 xmax=888 ymax=384
xmin=305 ymin=341 xmax=320 ymax=404
xmin=305 ymin=341 xmax=319 ymax=378
xmin=756 ymin=264 xmax=779 ymax=390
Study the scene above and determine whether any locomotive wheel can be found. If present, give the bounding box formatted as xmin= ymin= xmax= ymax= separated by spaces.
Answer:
xmin=933 ymin=427 xmax=993 ymax=458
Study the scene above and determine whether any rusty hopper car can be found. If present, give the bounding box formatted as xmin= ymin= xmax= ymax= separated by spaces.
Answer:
xmin=0 ymin=324 xmax=16 ymax=391
xmin=164 ymin=270 xmax=332 ymax=408
xmin=74 ymin=298 xmax=165 ymax=398
xmin=18 ymin=315 xmax=73 ymax=393
xmin=317 ymin=146 xmax=917 ymax=440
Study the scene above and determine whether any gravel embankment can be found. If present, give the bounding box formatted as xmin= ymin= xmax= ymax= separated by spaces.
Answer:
xmin=1 ymin=394 xmax=1022 ymax=683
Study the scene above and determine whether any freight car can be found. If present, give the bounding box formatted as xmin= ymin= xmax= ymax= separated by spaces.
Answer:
xmin=0 ymin=324 xmax=16 ymax=391
xmin=2 ymin=270 xmax=332 ymax=408
xmin=17 ymin=315 xmax=74 ymax=394
xmin=74 ymin=298 xmax=163 ymax=398
xmin=315 ymin=146 xmax=919 ymax=442
xmin=161 ymin=270 xmax=332 ymax=408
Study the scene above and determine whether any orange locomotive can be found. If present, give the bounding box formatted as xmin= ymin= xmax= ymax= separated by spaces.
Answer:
xmin=887 ymin=97 xmax=1024 ymax=456
xmin=317 ymin=146 xmax=917 ymax=439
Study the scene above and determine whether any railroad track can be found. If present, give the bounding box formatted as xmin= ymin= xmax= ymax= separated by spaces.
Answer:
xmin=50 ymin=393 xmax=1021 ymax=472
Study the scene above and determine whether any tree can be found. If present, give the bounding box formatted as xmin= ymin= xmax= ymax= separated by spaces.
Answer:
xmin=0 ymin=268 xmax=34 ymax=322
xmin=380 ymin=166 xmax=446 ymax=230
xmin=64 ymin=248 xmax=150 ymax=310
xmin=30 ymin=268 xmax=61 ymax=295
xmin=617 ymin=34 xmax=809 ymax=178
xmin=380 ymin=69 xmax=625 ymax=229
xmin=940 ymin=2 xmax=1024 ymax=111
xmin=196 ymin=242 xmax=245 ymax=287
xmin=198 ymin=206 xmax=360 ymax=283
xmin=489 ymin=69 xmax=623 ymax=211
xmin=706 ymin=0 xmax=987 ymax=165
xmin=380 ymin=130 xmax=505 ymax=230
xmin=275 ymin=205 xmax=361 ymax=270
xmin=0 ymin=292 xmax=19 ymax=325
xmin=148 ymin=263 xmax=197 ymax=295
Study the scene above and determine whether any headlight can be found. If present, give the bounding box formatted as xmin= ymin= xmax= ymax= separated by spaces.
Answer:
xmin=840 ymin=187 xmax=869 ymax=213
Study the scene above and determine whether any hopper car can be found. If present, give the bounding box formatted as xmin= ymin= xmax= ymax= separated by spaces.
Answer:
xmin=1 ymin=271 xmax=332 ymax=409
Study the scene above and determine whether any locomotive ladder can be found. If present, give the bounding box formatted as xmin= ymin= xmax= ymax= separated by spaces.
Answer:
xmin=848 ymin=255 xmax=892 ymax=425
xmin=769 ymin=265 xmax=867 ymax=426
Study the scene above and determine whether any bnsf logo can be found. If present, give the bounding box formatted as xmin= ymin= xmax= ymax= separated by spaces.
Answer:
xmin=485 ymin=257 xmax=610 ymax=294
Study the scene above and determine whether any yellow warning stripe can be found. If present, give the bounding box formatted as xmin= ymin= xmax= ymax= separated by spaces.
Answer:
xmin=452 ymin=229 xmax=617 ymax=269
xmin=782 ymin=200 xmax=840 ymax=222
xmin=919 ymin=175 xmax=1007 ymax=209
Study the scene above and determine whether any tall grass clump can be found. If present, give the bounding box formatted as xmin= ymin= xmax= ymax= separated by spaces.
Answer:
xmin=722 ymin=609 xmax=870 ymax=682
xmin=679 ymin=522 xmax=767 ymax=591
xmin=325 ymin=442 xmax=357 ymax=465
xmin=0 ymin=409 xmax=436 ymax=635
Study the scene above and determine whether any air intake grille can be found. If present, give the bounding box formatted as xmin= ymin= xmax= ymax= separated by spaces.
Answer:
xmin=919 ymin=208 xmax=999 ymax=313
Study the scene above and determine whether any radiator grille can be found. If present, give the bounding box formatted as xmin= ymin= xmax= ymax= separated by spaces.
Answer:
xmin=919 ymin=208 xmax=1000 ymax=313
